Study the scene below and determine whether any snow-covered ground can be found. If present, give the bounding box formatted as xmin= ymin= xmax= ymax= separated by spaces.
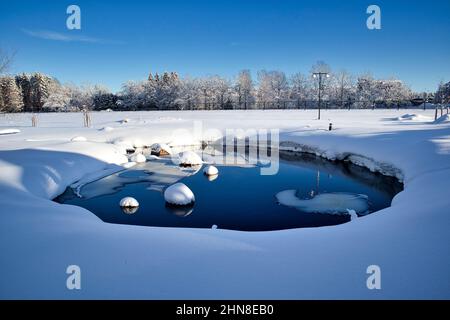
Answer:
xmin=0 ymin=109 xmax=449 ymax=299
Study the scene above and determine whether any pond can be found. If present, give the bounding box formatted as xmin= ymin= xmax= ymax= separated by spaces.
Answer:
xmin=55 ymin=148 xmax=403 ymax=232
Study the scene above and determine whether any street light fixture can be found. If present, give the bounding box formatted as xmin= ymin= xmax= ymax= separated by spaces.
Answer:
xmin=312 ymin=72 xmax=329 ymax=120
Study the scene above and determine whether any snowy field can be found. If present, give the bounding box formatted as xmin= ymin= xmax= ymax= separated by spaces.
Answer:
xmin=0 ymin=109 xmax=449 ymax=299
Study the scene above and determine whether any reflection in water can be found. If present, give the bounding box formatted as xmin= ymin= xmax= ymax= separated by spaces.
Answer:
xmin=165 ymin=203 xmax=194 ymax=217
xmin=206 ymin=174 xmax=218 ymax=182
xmin=122 ymin=206 xmax=139 ymax=215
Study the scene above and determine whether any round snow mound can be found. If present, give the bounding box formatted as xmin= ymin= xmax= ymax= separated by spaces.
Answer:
xmin=203 ymin=165 xmax=219 ymax=176
xmin=130 ymin=153 xmax=146 ymax=163
xmin=164 ymin=183 xmax=195 ymax=206
xmin=397 ymin=114 xmax=430 ymax=122
xmin=120 ymin=197 xmax=139 ymax=208
xmin=71 ymin=136 xmax=87 ymax=142
xmin=178 ymin=151 xmax=203 ymax=166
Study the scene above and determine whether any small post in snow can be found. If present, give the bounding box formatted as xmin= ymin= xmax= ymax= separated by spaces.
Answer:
xmin=423 ymin=93 xmax=427 ymax=111
xmin=329 ymin=122 xmax=333 ymax=131
xmin=31 ymin=114 xmax=38 ymax=127
xmin=435 ymin=108 xmax=438 ymax=121
xmin=83 ymin=108 xmax=91 ymax=128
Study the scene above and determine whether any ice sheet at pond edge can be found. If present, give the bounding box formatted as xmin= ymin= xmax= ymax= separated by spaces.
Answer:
xmin=76 ymin=159 xmax=195 ymax=199
xmin=276 ymin=190 xmax=369 ymax=215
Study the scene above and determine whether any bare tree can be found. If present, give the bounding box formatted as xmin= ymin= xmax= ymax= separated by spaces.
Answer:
xmin=0 ymin=49 xmax=15 ymax=75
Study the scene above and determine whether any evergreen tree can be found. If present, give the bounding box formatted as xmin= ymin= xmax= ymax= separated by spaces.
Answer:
xmin=93 ymin=92 xmax=117 ymax=110
xmin=30 ymin=73 xmax=52 ymax=111
xmin=0 ymin=85 xmax=4 ymax=112
xmin=15 ymin=73 xmax=33 ymax=111
xmin=0 ymin=76 xmax=24 ymax=112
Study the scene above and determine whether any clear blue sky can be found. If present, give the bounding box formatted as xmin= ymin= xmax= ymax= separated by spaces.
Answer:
xmin=1 ymin=0 xmax=449 ymax=93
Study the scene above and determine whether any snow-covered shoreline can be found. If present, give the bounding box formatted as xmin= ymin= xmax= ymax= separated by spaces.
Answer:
xmin=0 ymin=110 xmax=449 ymax=299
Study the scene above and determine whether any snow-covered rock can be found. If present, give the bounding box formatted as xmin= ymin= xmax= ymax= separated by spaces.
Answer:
xmin=0 ymin=128 xmax=20 ymax=135
xmin=71 ymin=136 xmax=87 ymax=142
xmin=130 ymin=153 xmax=146 ymax=163
xmin=276 ymin=190 xmax=369 ymax=215
xmin=164 ymin=183 xmax=195 ymax=205
xmin=178 ymin=151 xmax=203 ymax=166
xmin=151 ymin=143 xmax=172 ymax=156
xmin=99 ymin=126 xmax=114 ymax=132
xmin=203 ymin=165 xmax=218 ymax=176
xmin=119 ymin=197 xmax=139 ymax=208
xmin=121 ymin=118 xmax=130 ymax=124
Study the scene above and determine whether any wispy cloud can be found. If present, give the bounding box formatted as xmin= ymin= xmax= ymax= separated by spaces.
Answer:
xmin=21 ymin=29 xmax=124 ymax=45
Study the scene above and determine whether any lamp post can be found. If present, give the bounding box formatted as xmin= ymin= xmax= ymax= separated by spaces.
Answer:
xmin=312 ymin=72 xmax=330 ymax=120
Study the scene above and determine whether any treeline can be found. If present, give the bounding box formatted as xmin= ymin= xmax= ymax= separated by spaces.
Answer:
xmin=1 ymin=62 xmax=449 ymax=113
xmin=0 ymin=72 xmax=114 ymax=112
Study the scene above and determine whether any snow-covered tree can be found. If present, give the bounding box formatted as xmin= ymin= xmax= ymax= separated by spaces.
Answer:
xmin=289 ymin=72 xmax=308 ymax=104
xmin=43 ymin=84 xmax=71 ymax=111
xmin=176 ymin=77 xmax=201 ymax=110
xmin=209 ymin=76 xmax=231 ymax=109
xmin=356 ymin=73 xmax=378 ymax=108
xmin=0 ymin=85 xmax=4 ymax=111
xmin=0 ymin=76 xmax=24 ymax=112
xmin=331 ymin=70 xmax=355 ymax=108
xmin=435 ymin=81 xmax=450 ymax=104
xmin=153 ymin=72 xmax=181 ymax=109
xmin=30 ymin=73 xmax=55 ymax=111
xmin=0 ymin=48 xmax=14 ymax=75
xmin=310 ymin=61 xmax=332 ymax=103
xmin=15 ymin=73 xmax=33 ymax=111
xmin=235 ymin=70 xmax=254 ymax=109
xmin=93 ymin=91 xmax=117 ymax=110
xmin=256 ymin=70 xmax=289 ymax=108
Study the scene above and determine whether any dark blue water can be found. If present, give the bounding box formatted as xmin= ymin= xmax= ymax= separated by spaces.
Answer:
xmin=55 ymin=151 xmax=402 ymax=231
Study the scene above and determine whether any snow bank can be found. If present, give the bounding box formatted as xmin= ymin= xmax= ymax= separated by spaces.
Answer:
xmin=0 ymin=128 xmax=20 ymax=135
xmin=279 ymin=142 xmax=404 ymax=181
xmin=276 ymin=190 xmax=369 ymax=215
xmin=71 ymin=136 xmax=87 ymax=142
xmin=164 ymin=183 xmax=195 ymax=205
xmin=434 ymin=114 xmax=450 ymax=124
